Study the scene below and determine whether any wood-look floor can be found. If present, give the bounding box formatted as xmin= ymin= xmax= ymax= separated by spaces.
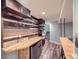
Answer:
xmin=39 ymin=40 xmax=61 ymax=59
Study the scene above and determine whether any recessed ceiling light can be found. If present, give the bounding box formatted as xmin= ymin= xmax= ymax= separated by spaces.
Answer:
xmin=42 ymin=12 xmax=46 ymax=15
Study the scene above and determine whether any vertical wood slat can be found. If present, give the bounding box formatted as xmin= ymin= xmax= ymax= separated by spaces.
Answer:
xmin=1 ymin=17 xmax=4 ymax=48
xmin=25 ymin=48 xmax=30 ymax=59
xmin=18 ymin=48 xmax=30 ymax=59
xmin=18 ymin=49 xmax=23 ymax=59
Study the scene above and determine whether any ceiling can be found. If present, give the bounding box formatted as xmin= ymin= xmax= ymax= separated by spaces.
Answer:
xmin=17 ymin=0 xmax=73 ymax=22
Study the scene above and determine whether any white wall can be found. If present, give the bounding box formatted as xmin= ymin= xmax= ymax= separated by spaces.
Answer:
xmin=2 ymin=50 xmax=18 ymax=59
xmin=73 ymin=0 xmax=78 ymax=57
xmin=73 ymin=0 xmax=78 ymax=34
xmin=50 ymin=21 xmax=60 ymax=43
xmin=65 ymin=22 xmax=73 ymax=39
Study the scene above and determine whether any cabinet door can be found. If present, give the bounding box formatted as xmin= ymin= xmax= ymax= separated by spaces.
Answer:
xmin=30 ymin=40 xmax=42 ymax=59
xmin=18 ymin=48 xmax=29 ymax=59
xmin=30 ymin=44 xmax=38 ymax=59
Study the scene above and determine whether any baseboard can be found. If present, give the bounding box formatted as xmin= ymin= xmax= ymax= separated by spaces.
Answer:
xmin=49 ymin=40 xmax=61 ymax=45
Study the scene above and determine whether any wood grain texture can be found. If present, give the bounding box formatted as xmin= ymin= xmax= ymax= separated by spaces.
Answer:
xmin=25 ymin=48 xmax=29 ymax=59
xmin=60 ymin=37 xmax=75 ymax=59
xmin=18 ymin=48 xmax=29 ymax=59
xmin=39 ymin=40 xmax=61 ymax=59
xmin=2 ymin=36 xmax=44 ymax=52
xmin=3 ymin=31 xmax=37 ymax=37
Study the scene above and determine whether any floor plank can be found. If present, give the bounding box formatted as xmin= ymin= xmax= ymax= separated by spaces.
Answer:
xmin=39 ymin=40 xmax=61 ymax=59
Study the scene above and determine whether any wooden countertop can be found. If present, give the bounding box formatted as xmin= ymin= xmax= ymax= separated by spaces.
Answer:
xmin=2 ymin=36 xmax=44 ymax=52
xmin=60 ymin=37 xmax=75 ymax=59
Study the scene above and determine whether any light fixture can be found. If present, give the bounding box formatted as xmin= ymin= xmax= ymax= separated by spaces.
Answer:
xmin=42 ymin=12 xmax=46 ymax=15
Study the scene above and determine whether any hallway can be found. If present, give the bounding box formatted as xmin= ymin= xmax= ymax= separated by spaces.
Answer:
xmin=1 ymin=0 xmax=77 ymax=59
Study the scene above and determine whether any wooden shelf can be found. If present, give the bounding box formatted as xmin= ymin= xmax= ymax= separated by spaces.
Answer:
xmin=3 ymin=31 xmax=38 ymax=42
xmin=2 ymin=18 xmax=39 ymax=29
xmin=2 ymin=36 xmax=44 ymax=52
xmin=2 ymin=7 xmax=30 ymax=18
xmin=2 ymin=15 xmax=38 ymax=25
xmin=2 ymin=0 xmax=31 ymax=18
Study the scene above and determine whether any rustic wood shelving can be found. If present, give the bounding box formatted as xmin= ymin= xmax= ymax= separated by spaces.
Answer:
xmin=2 ymin=36 xmax=44 ymax=52
xmin=2 ymin=2 xmax=45 ymax=58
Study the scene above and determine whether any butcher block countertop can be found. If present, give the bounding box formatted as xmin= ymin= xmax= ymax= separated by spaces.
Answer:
xmin=2 ymin=36 xmax=44 ymax=52
xmin=60 ymin=37 xmax=75 ymax=59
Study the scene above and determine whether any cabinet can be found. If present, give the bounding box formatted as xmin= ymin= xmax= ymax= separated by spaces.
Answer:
xmin=18 ymin=40 xmax=43 ymax=59
xmin=30 ymin=40 xmax=42 ymax=59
